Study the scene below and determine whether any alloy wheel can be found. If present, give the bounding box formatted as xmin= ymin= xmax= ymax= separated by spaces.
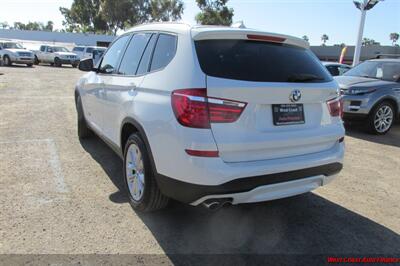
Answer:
xmin=125 ymin=143 xmax=145 ymax=201
xmin=374 ymin=105 xmax=393 ymax=133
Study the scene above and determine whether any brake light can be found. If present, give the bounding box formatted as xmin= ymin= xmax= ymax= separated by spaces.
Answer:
xmin=327 ymin=97 xmax=343 ymax=118
xmin=171 ymin=89 xmax=247 ymax=128
xmin=247 ymin=34 xmax=286 ymax=43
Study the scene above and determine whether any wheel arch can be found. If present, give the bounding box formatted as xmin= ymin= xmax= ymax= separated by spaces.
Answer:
xmin=120 ymin=117 xmax=158 ymax=173
xmin=371 ymin=97 xmax=399 ymax=118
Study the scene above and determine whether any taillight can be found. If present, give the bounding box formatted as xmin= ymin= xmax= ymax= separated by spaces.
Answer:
xmin=327 ymin=97 xmax=343 ymax=118
xmin=171 ymin=88 xmax=247 ymax=128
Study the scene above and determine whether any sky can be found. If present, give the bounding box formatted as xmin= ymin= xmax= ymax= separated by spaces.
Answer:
xmin=0 ymin=0 xmax=399 ymax=45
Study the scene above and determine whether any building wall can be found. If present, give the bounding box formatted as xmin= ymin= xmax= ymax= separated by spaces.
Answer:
xmin=0 ymin=29 xmax=115 ymax=48
xmin=311 ymin=45 xmax=400 ymax=64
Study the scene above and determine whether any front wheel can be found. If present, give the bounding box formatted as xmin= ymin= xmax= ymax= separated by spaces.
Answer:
xmin=72 ymin=63 xmax=78 ymax=68
xmin=3 ymin=55 xmax=12 ymax=66
xmin=367 ymin=101 xmax=395 ymax=135
xmin=123 ymin=133 xmax=169 ymax=212
xmin=27 ymin=63 xmax=33 ymax=67
xmin=54 ymin=58 xmax=62 ymax=67
xmin=34 ymin=56 xmax=39 ymax=65
xmin=76 ymin=95 xmax=93 ymax=139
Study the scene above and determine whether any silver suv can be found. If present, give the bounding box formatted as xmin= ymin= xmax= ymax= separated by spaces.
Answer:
xmin=336 ymin=59 xmax=400 ymax=134
xmin=75 ymin=23 xmax=345 ymax=212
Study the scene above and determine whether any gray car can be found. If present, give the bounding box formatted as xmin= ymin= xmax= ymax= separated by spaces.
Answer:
xmin=335 ymin=59 xmax=400 ymax=134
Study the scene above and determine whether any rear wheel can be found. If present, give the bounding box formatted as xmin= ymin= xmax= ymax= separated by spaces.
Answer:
xmin=72 ymin=63 xmax=78 ymax=68
xmin=123 ymin=133 xmax=169 ymax=212
xmin=76 ymin=95 xmax=93 ymax=139
xmin=367 ymin=101 xmax=395 ymax=135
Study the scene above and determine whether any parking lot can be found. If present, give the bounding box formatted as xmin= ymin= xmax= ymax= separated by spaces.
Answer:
xmin=0 ymin=65 xmax=399 ymax=263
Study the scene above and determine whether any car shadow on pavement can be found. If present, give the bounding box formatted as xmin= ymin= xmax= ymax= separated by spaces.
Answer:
xmin=80 ymin=135 xmax=400 ymax=263
xmin=38 ymin=64 xmax=76 ymax=69
xmin=346 ymin=123 xmax=400 ymax=148
xmin=79 ymin=137 xmax=128 ymax=204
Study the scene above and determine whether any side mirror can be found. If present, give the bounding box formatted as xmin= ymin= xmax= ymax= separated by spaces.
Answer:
xmin=78 ymin=58 xmax=94 ymax=72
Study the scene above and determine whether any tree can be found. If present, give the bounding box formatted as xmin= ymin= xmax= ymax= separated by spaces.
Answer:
xmin=44 ymin=21 xmax=54 ymax=31
xmin=12 ymin=21 xmax=54 ymax=31
xmin=148 ymin=0 xmax=184 ymax=22
xmin=0 ymin=22 xmax=10 ymax=29
xmin=195 ymin=0 xmax=234 ymax=26
xmin=362 ymin=37 xmax=380 ymax=46
xmin=59 ymin=0 xmax=107 ymax=33
xmin=60 ymin=0 xmax=184 ymax=35
xmin=390 ymin=32 xmax=399 ymax=46
xmin=302 ymin=35 xmax=309 ymax=42
xmin=321 ymin=34 xmax=329 ymax=46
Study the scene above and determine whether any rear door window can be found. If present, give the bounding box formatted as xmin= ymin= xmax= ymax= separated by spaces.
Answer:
xmin=195 ymin=40 xmax=332 ymax=83
xmin=136 ymin=34 xmax=157 ymax=75
xmin=118 ymin=33 xmax=152 ymax=75
xmin=150 ymin=34 xmax=177 ymax=72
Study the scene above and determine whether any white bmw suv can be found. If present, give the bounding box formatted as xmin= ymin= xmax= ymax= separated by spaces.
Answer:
xmin=75 ymin=23 xmax=345 ymax=212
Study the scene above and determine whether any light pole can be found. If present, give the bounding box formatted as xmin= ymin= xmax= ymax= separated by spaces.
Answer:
xmin=352 ymin=0 xmax=384 ymax=66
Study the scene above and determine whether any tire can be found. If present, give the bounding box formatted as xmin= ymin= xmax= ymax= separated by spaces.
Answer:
xmin=4 ymin=55 xmax=12 ymax=66
xmin=76 ymin=95 xmax=93 ymax=139
xmin=34 ymin=56 xmax=39 ymax=65
xmin=366 ymin=101 xmax=395 ymax=135
xmin=72 ymin=63 xmax=78 ymax=68
xmin=54 ymin=57 xmax=62 ymax=67
xmin=27 ymin=63 xmax=33 ymax=67
xmin=123 ymin=133 xmax=169 ymax=212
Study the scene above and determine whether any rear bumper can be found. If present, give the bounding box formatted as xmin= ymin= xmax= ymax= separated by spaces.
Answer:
xmin=156 ymin=162 xmax=342 ymax=204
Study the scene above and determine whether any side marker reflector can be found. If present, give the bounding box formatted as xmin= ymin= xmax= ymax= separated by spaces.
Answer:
xmin=185 ymin=149 xmax=219 ymax=157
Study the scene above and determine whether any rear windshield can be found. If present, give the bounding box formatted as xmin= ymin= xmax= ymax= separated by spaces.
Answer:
xmin=195 ymin=40 xmax=332 ymax=83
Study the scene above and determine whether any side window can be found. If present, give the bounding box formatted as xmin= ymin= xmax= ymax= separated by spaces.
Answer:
xmin=86 ymin=47 xmax=93 ymax=53
xmin=118 ymin=33 xmax=152 ymax=75
xmin=136 ymin=34 xmax=157 ymax=75
xmin=40 ymin=46 xmax=46 ymax=52
xmin=150 ymin=34 xmax=177 ymax=72
xmin=99 ymin=35 xmax=130 ymax=74
xmin=339 ymin=66 xmax=351 ymax=76
xmin=326 ymin=65 xmax=339 ymax=76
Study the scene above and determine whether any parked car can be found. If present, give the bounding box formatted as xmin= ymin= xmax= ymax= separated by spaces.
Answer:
xmin=336 ymin=59 xmax=400 ymax=134
xmin=0 ymin=41 xmax=35 ymax=67
xmin=73 ymin=46 xmax=106 ymax=65
xmin=75 ymin=23 xmax=345 ymax=212
xmin=322 ymin=62 xmax=351 ymax=76
xmin=34 ymin=45 xmax=80 ymax=67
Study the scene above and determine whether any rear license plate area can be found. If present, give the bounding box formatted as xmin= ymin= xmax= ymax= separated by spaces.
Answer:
xmin=272 ymin=104 xmax=305 ymax=126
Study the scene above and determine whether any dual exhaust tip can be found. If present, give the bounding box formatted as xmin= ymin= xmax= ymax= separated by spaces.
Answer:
xmin=202 ymin=198 xmax=233 ymax=211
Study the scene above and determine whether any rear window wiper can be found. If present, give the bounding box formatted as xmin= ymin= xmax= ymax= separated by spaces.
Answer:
xmin=287 ymin=74 xmax=325 ymax=82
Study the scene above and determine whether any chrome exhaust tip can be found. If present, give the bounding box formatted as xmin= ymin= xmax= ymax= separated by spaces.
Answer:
xmin=202 ymin=198 xmax=233 ymax=211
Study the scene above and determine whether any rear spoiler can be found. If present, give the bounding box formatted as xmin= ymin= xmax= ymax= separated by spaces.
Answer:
xmin=191 ymin=28 xmax=309 ymax=49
